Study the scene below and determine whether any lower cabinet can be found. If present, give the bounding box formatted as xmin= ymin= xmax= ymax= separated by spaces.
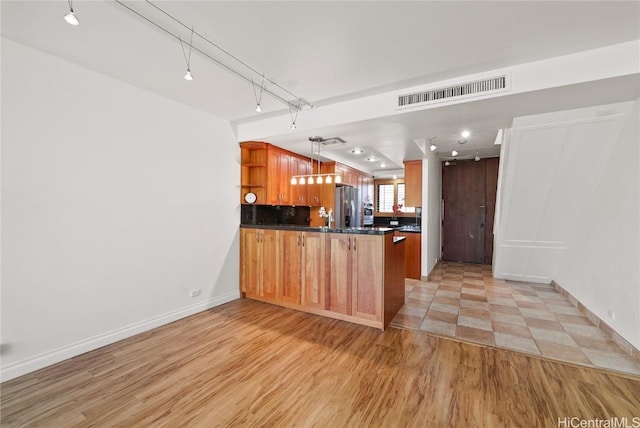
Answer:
xmin=351 ymin=235 xmax=383 ymax=321
xmin=240 ymin=228 xmax=402 ymax=330
xmin=277 ymin=230 xmax=326 ymax=307
xmin=394 ymin=231 xmax=421 ymax=280
xmin=327 ymin=233 xmax=382 ymax=321
xmin=240 ymin=228 xmax=277 ymax=299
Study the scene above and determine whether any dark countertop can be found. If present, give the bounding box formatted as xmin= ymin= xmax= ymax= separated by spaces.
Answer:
xmin=240 ymin=224 xmax=395 ymax=235
xmin=396 ymin=225 xmax=421 ymax=233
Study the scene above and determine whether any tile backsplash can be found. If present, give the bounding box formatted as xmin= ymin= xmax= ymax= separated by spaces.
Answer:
xmin=241 ymin=205 xmax=311 ymax=226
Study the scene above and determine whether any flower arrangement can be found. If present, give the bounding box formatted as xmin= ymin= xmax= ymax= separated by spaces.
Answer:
xmin=392 ymin=203 xmax=403 ymax=215
xmin=319 ymin=207 xmax=333 ymax=227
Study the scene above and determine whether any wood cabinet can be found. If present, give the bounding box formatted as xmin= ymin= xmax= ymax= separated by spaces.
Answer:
xmin=240 ymin=228 xmax=277 ymax=299
xmin=240 ymin=227 xmax=404 ymax=330
xmin=241 ymin=142 xmax=314 ymax=206
xmin=394 ymin=230 xmax=421 ymax=280
xmin=327 ymin=233 xmax=382 ymax=321
xmin=404 ymin=160 xmax=422 ymax=208
xmin=291 ymin=157 xmax=311 ymax=206
xmin=267 ymin=149 xmax=292 ymax=205
xmin=351 ymin=235 xmax=383 ymax=321
xmin=328 ymin=233 xmax=352 ymax=314
xmin=279 ymin=230 xmax=302 ymax=304
xmin=300 ymin=231 xmax=326 ymax=309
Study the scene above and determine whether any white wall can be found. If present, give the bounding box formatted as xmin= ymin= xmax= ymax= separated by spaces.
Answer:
xmin=1 ymin=39 xmax=240 ymax=381
xmin=554 ymin=99 xmax=639 ymax=349
xmin=420 ymin=153 xmax=442 ymax=278
xmin=493 ymin=99 xmax=639 ymax=349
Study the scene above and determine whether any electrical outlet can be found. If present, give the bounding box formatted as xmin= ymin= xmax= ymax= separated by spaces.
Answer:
xmin=608 ymin=310 xmax=615 ymax=321
xmin=190 ymin=289 xmax=201 ymax=298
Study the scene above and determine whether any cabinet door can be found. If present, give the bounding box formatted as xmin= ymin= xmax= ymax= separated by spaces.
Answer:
xmin=405 ymin=233 xmax=421 ymax=280
xmin=278 ymin=153 xmax=292 ymax=205
xmin=240 ymin=228 xmax=261 ymax=297
xmin=351 ymin=235 xmax=383 ymax=321
xmin=262 ymin=229 xmax=278 ymax=298
xmin=328 ymin=233 xmax=352 ymax=315
xmin=308 ymin=181 xmax=322 ymax=207
xmin=278 ymin=230 xmax=302 ymax=304
xmin=404 ymin=160 xmax=422 ymax=207
xmin=292 ymin=158 xmax=309 ymax=205
xmin=301 ymin=232 xmax=325 ymax=309
xmin=267 ymin=152 xmax=281 ymax=204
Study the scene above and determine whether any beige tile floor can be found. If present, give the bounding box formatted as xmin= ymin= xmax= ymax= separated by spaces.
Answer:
xmin=390 ymin=261 xmax=640 ymax=377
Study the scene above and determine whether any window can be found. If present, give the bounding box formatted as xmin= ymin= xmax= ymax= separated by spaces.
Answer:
xmin=375 ymin=180 xmax=415 ymax=214
xmin=377 ymin=184 xmax=395 ymax=212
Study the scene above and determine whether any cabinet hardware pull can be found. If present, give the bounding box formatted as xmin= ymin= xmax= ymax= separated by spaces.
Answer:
xmin=297 ymin=234 xmax=300 ymax=246
xmin=348 ymin=237 xmax=351 ymax=250
xmin=353 ymin=238 xmax=356 ymax=251
xmin=303 ymin=235 xmax=305 ymax=247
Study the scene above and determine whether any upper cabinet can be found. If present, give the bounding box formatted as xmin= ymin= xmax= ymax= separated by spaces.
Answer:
xmin=240 ymin=142 xmax=312 ymax=206
xmin=404 ymin=160 xmax=422 ymax=208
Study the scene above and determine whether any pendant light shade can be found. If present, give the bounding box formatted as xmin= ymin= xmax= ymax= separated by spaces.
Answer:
xmin=317 ymin=176 xmax=323 ymax=184
xmin=184 ymin=69 xmax=193 ymax=81
xmin=308 ymin=177 xmax=314 ymax=185
xmin=291 ymin=177 xmax=297 ymax=185
xmin=64 ymin=10 xmax=79 ymax=25
xmin=335 ymin=175 xmax=342 ymax=184
xmin=452 ymin=150 xmax=458 ymax=157
xmin=326 ymin=175 xmax=332 ymax=184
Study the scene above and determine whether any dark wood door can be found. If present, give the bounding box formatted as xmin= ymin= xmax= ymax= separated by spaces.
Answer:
xmin=442 ymin=158 xmax=499 ymax=264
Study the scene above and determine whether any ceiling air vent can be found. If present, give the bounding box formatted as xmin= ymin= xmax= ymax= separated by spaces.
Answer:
xmin=398 ymin=75 xmax=508 ymax=109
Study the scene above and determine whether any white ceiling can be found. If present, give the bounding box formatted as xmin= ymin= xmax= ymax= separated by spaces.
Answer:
xmin=2 ymin=1 xmax=639 ymax=174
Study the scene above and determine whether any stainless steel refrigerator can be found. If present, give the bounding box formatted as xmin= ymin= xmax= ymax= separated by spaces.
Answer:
xmin=334 ymin=185 xmax=360 ymax=228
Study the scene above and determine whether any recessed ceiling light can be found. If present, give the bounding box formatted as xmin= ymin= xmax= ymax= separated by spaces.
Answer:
xmin=461 ymin=130 xmax=471 ymax=138
xmin=367 ymin=157 xmax=377 ymax=162
xmin=379 ymin=163 xmax=386 ymax=168
xmin=351 ymin=148 xmax=364 ymax=154
xmin=392 ymin=175 xmax=398 ymax=179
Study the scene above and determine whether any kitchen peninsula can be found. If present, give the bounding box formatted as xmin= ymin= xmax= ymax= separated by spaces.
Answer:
xmin=240 ymin=225 xmax=406 ymax=330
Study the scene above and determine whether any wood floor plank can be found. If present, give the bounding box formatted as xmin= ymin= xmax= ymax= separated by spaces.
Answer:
xmin=1 ymin=299 xmax=639 ymax=427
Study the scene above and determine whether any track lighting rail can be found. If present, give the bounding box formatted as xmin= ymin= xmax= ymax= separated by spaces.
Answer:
xmin=113 ymin=0 xmax=313 ymax=112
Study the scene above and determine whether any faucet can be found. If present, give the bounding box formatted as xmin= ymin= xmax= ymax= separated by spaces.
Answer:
xmin=328 ymin=209 xmax=334 ymax=227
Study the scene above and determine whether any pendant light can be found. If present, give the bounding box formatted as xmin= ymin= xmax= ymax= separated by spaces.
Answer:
xmin=452 ymin=150 xmax=458 ymax=157
xmin=180 ymin=28 xmax=195 ymax=81
xmin=253 ymin=74 xmax=265 ymax=112
xmin=64 ymin=0 xmax=79 ymax=26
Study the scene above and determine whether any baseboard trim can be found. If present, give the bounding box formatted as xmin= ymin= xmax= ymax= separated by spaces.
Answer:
xmin=551 ymin=281 xmax=640 ymax=363
xmin=0 ymin=292 xmax=240 ymax=383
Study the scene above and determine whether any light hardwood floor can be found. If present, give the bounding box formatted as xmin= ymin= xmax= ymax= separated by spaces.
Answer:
xmin=2 ymin=299 xmax=639 ymax=427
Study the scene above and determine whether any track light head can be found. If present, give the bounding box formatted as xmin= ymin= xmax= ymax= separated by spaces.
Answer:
xmin=452 ymin=150 xmax=458 ymax=157
xmin=255 ymin=104 xmax=262 ymax=112
xmin=430 ymin=144 xmax=437 ymax=152
xmin=290 ymin=122 xmax=296 ymax=130
xmin=184 ymin=69 xmax=193 ymax=81
xmin=475 ymin=154 xmax=481 ymax=162
xmin=64 ymin=10 xmax=79 ymax=26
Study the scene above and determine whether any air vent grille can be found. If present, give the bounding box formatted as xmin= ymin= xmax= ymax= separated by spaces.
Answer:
xmin=398 ymin=75 xmax=507 ymax=108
